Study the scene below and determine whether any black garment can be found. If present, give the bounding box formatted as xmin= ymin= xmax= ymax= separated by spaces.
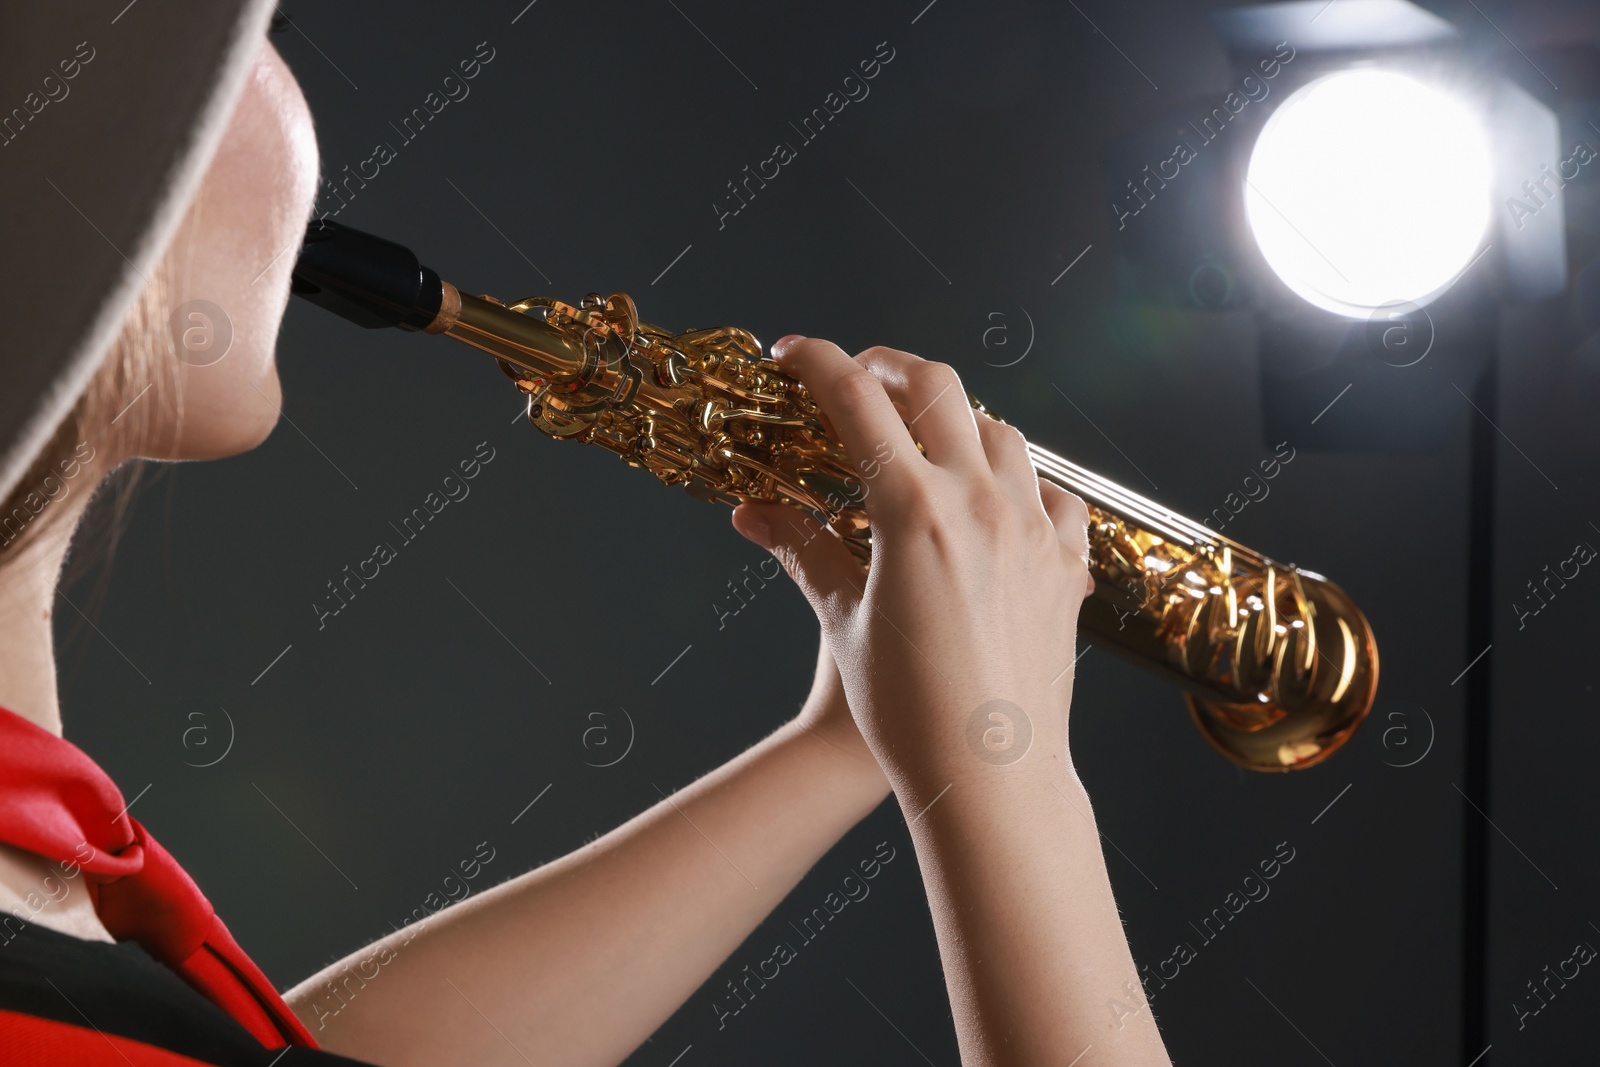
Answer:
xmin=0 ymin=921 xmax=374 ymax=1066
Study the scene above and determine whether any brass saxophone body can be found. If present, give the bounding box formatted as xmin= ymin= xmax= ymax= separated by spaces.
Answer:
xmin=292 ymin=222 xmax=1378 ymax=772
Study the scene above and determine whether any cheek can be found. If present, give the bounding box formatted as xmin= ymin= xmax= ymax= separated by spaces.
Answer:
xmin=160 ymin=44 xmax=317 ymax=459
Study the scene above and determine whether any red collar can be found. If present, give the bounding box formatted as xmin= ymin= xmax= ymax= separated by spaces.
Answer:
xmin=0 ymin=705 xmax=316 ymax=1049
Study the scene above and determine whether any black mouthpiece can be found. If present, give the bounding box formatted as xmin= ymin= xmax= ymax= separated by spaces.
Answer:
xmin=290 ymin=220 xmax=443 ymax=331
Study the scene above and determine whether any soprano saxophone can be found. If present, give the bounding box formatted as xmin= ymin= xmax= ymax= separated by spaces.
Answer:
xmin=291 ymin=221 xmax=1377 ymax=771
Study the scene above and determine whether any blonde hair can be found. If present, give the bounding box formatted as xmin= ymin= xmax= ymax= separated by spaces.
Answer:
xmin=0 ymin=258 xmax=183 ymax=566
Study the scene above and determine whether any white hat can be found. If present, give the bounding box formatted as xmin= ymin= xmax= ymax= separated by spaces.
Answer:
xmin=0 ymin=0 xmax=276 ymax=503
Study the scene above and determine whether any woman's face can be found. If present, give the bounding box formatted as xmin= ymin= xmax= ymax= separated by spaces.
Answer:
xmin=147 ymin=39 xmax=318 ymax=460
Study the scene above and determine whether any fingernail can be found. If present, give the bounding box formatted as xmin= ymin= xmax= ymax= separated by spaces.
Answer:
xmin=750 ymin=515 xmax=773 ymax=547
xmin=771 ymin=334 xmax=805 ymax=359
xmin=734 ymin=506 xmax=774 ymax=548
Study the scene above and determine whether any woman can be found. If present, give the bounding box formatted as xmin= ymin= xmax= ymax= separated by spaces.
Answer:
xmin=0 ymin=5 xmax=1171 ymax=1066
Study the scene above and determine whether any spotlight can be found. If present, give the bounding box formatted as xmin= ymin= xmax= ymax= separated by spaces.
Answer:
xmin=1104 ymin=0 xmax=1565 ymax=449
xmin=1244 ymin=69 xmax=1493 ymax=318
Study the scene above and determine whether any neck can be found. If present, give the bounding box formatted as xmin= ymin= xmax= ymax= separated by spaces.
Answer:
xmin=0 ymin=482 xmax=115 ymax=942
xmin=0 ymin=493 xmax=97 ymax=738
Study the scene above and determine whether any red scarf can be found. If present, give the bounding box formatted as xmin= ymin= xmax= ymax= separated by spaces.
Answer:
xmin=0 ymin=705 xmax=315 ymax=1049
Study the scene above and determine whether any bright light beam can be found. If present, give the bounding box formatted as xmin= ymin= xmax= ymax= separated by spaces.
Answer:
xmin=1245 ymin=69 xmax=1492 ymax=319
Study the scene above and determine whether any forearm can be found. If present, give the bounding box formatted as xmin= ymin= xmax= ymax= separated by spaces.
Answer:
xmin=287 ymin=719 xmax=890 ymax=1067
xmin=902 ymin=760 xmax=1171 ymax=1067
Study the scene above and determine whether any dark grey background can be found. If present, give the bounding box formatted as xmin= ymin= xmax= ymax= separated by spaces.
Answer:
xmin=54 ymin=0 xmax=1600 ymax=1064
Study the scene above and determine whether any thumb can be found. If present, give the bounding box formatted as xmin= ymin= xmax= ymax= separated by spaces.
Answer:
xmin=730 ymin=502 xmax=864 ymax=622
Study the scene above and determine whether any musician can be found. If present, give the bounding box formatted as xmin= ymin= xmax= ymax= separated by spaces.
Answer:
xmin=0 ymin=4 xmax=1170 ymax=1065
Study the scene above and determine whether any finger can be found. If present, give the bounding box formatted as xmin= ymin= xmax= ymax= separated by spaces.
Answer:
xmin=730 ymin=501 xmax=865 ymax=626
xmin=772 ymin=337 xmax=923 ymax=509
xmin=854 ymin=346 xmax=987 ymax=473
xmin=973 ymin=413 xmax=1039 ymax=506
xmin=1040 ymin=482 xmax=1095 ymax=596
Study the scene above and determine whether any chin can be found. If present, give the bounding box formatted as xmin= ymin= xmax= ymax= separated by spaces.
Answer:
xmin=162 ymin=362 xmax=284 ymax=461
xmin=207 ymin=410 xmax=281 ymax=458
xmin=174 ymin=416 xmax=281 ymax=462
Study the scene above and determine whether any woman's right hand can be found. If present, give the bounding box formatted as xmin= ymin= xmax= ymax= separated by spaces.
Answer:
xmin=730 ymin=337 xmax=1095 ymax=797
xmin=732 ymin=338 xmax=1172 ymax=1067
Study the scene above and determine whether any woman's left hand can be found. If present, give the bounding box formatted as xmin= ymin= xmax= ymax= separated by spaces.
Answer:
xmin=732 ymin=503 xmax=888 ymax=787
